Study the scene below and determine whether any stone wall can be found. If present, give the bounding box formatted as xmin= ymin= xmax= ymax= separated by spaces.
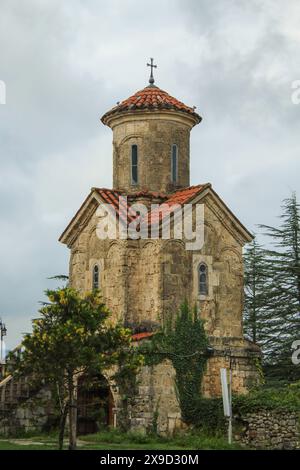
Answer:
xmin=69 ymin=196 xmax=247 ymax=337
xmin=129 ymin=361 xmax=182 ymax=435
xmin=203 ymin=337 xmax=261 ymax=396
xmin=0 ymin=389 xmax=52 ymax=437
xmin=235 ymin=409 xmax=300 ymax=450
xmin=110 ymin=114 xmax=193 ymax=193
xmin=124 ymin=343 xmax=260 ymax=436
xmin=128 ymin=360 xmax=299 ymax=449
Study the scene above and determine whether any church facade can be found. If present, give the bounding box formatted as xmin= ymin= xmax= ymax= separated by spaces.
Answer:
xmin=59 ymin=70 xmax=260 ymax=434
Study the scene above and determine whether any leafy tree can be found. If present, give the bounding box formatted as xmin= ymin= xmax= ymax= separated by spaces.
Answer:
xmin=9 ymin=287 xmax=139 ymax=450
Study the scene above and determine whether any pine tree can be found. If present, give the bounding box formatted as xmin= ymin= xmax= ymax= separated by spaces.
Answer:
xmin=259 ymin=192 xmax=300 ymax=380
xmin=243 ymin=238 xmax=270 ymax=345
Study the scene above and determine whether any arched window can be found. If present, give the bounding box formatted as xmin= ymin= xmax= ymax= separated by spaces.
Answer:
xmin=131 ymin=144 xmax=138 ymax=185
xmin=92 ymin=264 xmax=100 ymax=290
xmin=171 ymin=144 xmax=178 ymax=183
xmin=198 ymin=263 xmax=208 ymax=295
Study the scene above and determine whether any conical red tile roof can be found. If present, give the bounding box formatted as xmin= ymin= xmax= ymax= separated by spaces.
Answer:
xmin=101 ymin=85 xmax=202 ymax=124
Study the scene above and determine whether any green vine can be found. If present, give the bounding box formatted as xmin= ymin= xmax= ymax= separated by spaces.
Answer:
xmin=139 ymin=301 xmax=210 ymax=424
xmin=138 ymin=303 xmax=300 ymax=434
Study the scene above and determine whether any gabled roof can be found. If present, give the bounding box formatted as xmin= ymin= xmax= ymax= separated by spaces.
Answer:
xmin=101 ymin=85 xmax=202 ymax=125
xmin=145 ymin=185 xmax=209 ymax=225
xmin=59 ymin=185 xmax=253 ymax=247
xmin=95 ymin=185 xmax=209 ymax=226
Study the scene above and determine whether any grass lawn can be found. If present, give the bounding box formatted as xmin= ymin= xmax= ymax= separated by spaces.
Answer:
xmin=0 ymin=429 xmax=246 ymax=450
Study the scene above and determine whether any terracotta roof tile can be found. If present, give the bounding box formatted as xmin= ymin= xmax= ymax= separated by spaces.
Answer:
xmin=94 ymin=185 xmax=209 ymax=229
xmin=131 ymin=332 xmax=154 ymax=341
xmin=101 ymin=86 xmax=202 ymax=124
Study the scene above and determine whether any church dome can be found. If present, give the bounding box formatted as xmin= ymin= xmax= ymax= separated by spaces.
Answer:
xmin=101 ymin=85 xmax=202 ymax=125
xmin=99 ymin=61 xmax=202 ymax=192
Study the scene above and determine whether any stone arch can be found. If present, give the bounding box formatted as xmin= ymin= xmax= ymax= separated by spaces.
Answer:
xmin=77 ymin=373 xmax=117 ymax=434
xmin=87 ymin=229 xmax=101 ymax=266
xmin=220 ymin=247 xmax=243 ymax=274
xmin=106 ymin=241 xmax=124 ymax=260
xmin=140 ymin=241 xmax=161 ymax=324
xmin=161 ymin=239 xmax=192 ymax=321
xmin=217 ymin=246 xmax=243 ymax=336
xmin=102 ymin=367 xmax=122 ymax=426
xmin=69 ymin=247 xmax=86 ymax=292
xmin=83 ymin=216 xmax=108 ymax=291
xmin=162 ymin=238 xmax=185 ymax=250
xmin=126 ymin=240 xmax=161 ymax=326
xmin=220 ymin=246 xmax=242 ymax=258
xmin=202 ymin=220 xmax=218 ymax=257
xmin=119 ymin=133 xmax=143 ymax=146
xmin=115 ymin=134 xmax=144 ymax=189
xmin=104 ymin=242 xmax=126 ymax=322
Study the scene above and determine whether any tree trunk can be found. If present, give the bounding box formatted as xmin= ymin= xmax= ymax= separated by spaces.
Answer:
xmin=58 ymin=402 xmax=68 ymax=450
xmin=68 ymin=373 xmax=77 ymax=450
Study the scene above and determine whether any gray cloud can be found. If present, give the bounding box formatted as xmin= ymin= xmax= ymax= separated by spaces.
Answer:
xmin=0 ymin=0 xmax=299 ymax=348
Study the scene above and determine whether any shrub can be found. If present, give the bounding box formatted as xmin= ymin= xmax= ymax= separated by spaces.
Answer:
xmin=233 ymin=381 xmax=300 ymax=414
xmin=189 ymin=397 xmax=226 ymax=434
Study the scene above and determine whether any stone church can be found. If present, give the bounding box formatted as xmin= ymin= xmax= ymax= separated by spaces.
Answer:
xmin=59 ymin=65 xmax=260 ymax=434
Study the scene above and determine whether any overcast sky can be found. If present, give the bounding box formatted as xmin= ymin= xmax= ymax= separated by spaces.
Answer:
xmin=0 ymin=0 xmax=299 ymax=350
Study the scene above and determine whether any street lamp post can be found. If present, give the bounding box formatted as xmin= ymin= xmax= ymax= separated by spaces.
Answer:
xmin=0 ymin=318 xmax=7 ymax=365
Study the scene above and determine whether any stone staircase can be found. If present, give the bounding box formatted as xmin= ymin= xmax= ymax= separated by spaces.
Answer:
xmin=0 ymin=374 xmax=30 ymax=412
xmin=0 ymin=345 xmax=37 ymax=435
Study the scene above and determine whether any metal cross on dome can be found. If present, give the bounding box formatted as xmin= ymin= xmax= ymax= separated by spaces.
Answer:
xmin=147 ymin=58 xmax=157 ymax=86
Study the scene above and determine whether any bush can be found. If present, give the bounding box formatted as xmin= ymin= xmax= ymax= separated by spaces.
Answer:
xmin=185 ymin=382 xmax=300 ymax=435
xmin=186 ymin=397 xmax=226 ymax=434
xmin=233 ymin=381 xmax=300 ymax=414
